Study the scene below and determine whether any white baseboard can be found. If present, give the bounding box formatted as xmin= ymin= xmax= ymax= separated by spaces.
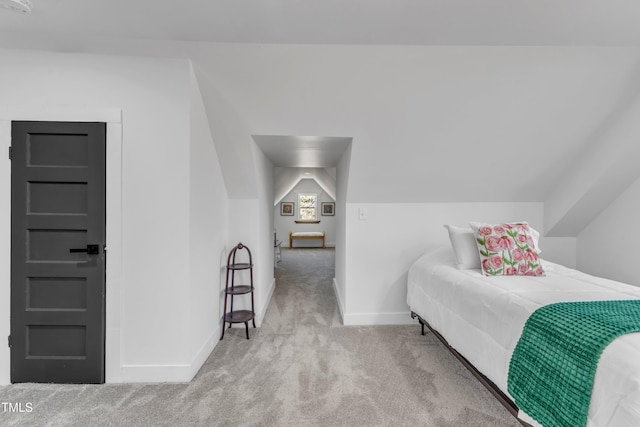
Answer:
xmin=256 ymin=277 xmax=276 ymax=326
xmin=117 ymin=330 xmax=217 ymax=383
xmin=331 ymin=278 xmax=412 ymax=326
xmin=342 ymin=311 xmax=416 ymax=326
xmin=119 ymin=363 xmax=192 ymax=383
xmin=187 ymin=330 xmax=217 ymax=379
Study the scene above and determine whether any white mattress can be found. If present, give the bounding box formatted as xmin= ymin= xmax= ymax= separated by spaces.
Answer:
xmin=291 ymin=231 xmax=324 ymax=237
xmin=407 ymin=247 xmax=640 ymax=427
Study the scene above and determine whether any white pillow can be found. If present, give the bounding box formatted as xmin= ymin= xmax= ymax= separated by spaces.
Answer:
xmin=529 ymin=227 xmax=541 ymax=254
xmin=469 ymin=221 xmax=542 ymax=254
xmin=443 ymin=224 xmax=481 ymax=270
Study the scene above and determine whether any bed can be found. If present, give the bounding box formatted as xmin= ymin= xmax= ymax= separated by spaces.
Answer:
xmin=289 ymin=231 xmax=325 ymax=248
xmin=407 ymin=246 xmax=640 ymax=427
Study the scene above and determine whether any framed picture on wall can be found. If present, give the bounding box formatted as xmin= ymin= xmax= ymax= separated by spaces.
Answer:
xmin=281 ymin=202 xmax=294 ymax=216
xmin=321 ymin=202 xmax=335 ymax=216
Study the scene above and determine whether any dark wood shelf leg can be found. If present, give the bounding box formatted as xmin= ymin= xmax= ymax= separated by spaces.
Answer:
xmin=244 ymin=322 xmax=249 ymax=339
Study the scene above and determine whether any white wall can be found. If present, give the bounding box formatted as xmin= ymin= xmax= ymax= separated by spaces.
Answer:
xmin=192 ymin=62 xmax=258 ymax=199
xmin=226 ymin=198 xmax=259 ymax=317
xmin=188 ymin=64 xmax=229 ymax=370
xmin=275 ymin=178 xmax=336 ymax=248
xmin=578 ymin=176 xmax=640 ymax=287
xmin=225 ymin=144 xmax=275 ymax=328
xmin=0 ymin=48 xmax=228 ymax=384
xmin=333 ymin=144 xmax=352 ymax=319
xmin=252 ymin=143 xmax=276 ymax=324
xmin=342 ymin=202 xmax=576 ymax=325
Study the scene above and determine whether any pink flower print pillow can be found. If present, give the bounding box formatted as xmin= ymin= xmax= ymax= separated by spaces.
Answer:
xmin=469 ymin=222 xmax=545 ymax=277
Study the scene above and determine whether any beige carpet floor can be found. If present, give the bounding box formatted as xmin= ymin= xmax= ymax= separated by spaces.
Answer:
xmin=0 ymin=248 xmax=520 ymax=426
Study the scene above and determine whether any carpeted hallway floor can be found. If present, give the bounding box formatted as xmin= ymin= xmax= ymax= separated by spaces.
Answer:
xmin=0 ymin=248 xmax=519 ymax=426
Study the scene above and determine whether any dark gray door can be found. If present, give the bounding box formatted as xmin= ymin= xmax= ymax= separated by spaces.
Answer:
xmin=10 ymin=121 xmax=106 ymax=383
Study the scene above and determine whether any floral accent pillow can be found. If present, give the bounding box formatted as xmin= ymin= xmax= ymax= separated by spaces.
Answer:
xmin=469 ymin=222 xmax=545 ymax=277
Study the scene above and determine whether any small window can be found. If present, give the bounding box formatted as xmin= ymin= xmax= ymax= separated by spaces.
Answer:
xmin=298 ymin=193 xmax=317 ymax=220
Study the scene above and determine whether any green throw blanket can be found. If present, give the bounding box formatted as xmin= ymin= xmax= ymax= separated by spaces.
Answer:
xmin=508 ymin=300 xmax=640 ymax=427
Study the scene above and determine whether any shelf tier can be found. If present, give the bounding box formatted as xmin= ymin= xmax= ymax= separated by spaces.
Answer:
xmin=227 ymin=263 xmax=253 ymax=270
xmin=223 ymin=310 xmax=255 ymax=324
xmin=225 ymin=285 xmax=254 ymax=295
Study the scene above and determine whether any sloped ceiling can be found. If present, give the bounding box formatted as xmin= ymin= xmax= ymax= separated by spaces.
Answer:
xmin=272 ymin=168 xmax=337 ymax=206
xmin=2 ymin=1 xmax=640 ymax=235
xmin=195 ymin=44 xmax=640 ymax=205
xmin=253 ymin=135 xmax=347 ymax=205
xmin=544 ymin=83 xmax=640 ymax=236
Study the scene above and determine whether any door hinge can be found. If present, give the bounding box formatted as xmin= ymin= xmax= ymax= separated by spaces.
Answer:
xmin=8 ymin=146 xmax=12 ymax=160
xmin=8 ymin=335 xmax=11 ymax=348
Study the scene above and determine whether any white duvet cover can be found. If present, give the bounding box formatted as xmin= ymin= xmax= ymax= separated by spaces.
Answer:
xmin=407 ymin=247 xmax=640 ymax=427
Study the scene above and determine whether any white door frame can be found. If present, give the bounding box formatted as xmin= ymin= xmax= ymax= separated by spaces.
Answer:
xmin=0 ymin=106 xmax=123 ymax=384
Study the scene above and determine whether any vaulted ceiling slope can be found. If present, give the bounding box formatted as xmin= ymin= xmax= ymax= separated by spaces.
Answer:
xmin=191 ymin=44 xmax=640 ymax=206
xmin=272 ymin=168 xmax=337 ymax=207
xmin=544 ymin=83 xmax=640 ymax=236
xmin=2 ymin=2 xmax=640 ymax=236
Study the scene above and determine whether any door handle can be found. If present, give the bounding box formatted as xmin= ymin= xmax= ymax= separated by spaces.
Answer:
xmin=69 ymin=244 xmax=100 ymax=255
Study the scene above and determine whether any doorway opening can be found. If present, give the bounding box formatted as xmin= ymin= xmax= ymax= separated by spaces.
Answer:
xmin=253 ymin=135 xmax=352 ymax=324
xmin=1 ymin=108 xmax=123 ymax=386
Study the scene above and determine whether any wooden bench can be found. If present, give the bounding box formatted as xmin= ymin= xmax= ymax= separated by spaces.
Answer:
xmin=289 ymin=231 xmax=325 ymax=248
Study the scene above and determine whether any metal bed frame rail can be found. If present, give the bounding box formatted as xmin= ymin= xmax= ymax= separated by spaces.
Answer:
xmin=410 ymin=311 xmax=532 ymax=427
